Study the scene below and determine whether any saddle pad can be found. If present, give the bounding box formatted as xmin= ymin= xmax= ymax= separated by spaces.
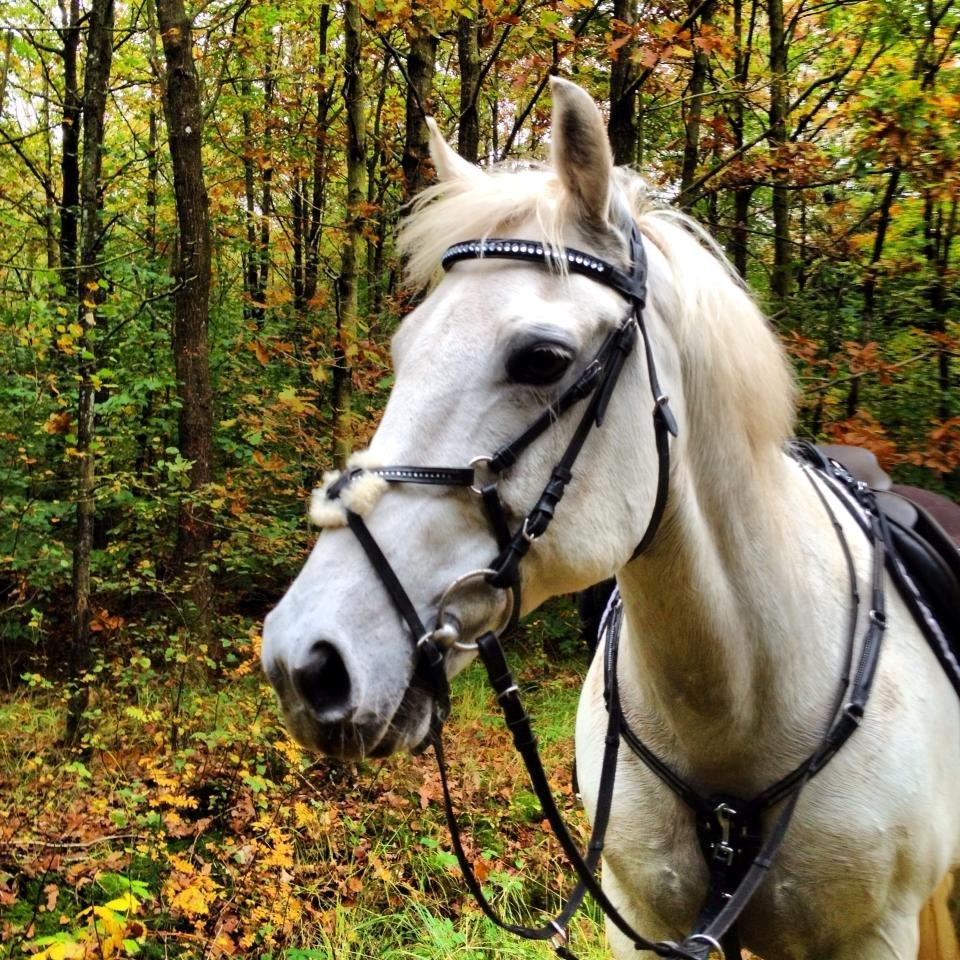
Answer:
xmin=883 ymin=501 xmax=960 ymax=697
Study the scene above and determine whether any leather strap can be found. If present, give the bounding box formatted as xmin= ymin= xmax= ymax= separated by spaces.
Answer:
xmin=323 ymin=229 xmax=687 ymax=957
xmin=441 ymin=238 xmax=646 ymax=304
xmin=373 ymin=465 xmax=476 ymax=486
xmin=605 ymin=444 xmax=889 ymax=954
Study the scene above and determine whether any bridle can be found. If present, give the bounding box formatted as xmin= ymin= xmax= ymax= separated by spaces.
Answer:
xmin=321 ymin=224 xmax=677 ymax=731
xmin=317 ymin=224 xmax=889 ymax=960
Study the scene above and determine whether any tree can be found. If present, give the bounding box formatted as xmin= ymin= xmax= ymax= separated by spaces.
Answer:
xmin=65 ymin=0 xmax=115 ymax=745
xmin=155 ymin=0 xmax=215 ymax=634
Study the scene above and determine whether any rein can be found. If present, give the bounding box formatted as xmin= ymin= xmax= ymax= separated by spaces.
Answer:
xmin=317 ymin=228 xmax=889 ymax=960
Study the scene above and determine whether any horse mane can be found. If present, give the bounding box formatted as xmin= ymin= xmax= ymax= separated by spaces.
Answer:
xmin=397 ymin=165 xmax=795 ymax=457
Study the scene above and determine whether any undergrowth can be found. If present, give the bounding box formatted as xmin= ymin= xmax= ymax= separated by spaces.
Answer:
xmin=1 ymin=599 xmax=610 ymax=959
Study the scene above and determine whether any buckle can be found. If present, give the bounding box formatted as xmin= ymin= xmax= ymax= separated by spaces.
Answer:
xmin=548 ymin=920 xmax=568 ymax=951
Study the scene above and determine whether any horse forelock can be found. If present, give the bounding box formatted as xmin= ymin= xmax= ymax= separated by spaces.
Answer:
xmin=398 ymin=162 xmax=795 ymax=461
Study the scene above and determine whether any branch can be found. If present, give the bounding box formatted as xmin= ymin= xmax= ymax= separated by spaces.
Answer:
xmin=498 ymin=0 xmax=603 ymax=159
xmin=673 ymin=124 xmax=772 ymax=205
xmin=0 ymin=124 xmax=52 ymax=192
xmin=621 ymin=0 xmax=716 ymax=100
xmin=801 ymin=352 xmax=937 ymax=395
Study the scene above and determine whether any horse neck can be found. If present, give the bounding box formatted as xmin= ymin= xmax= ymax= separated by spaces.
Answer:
xmin=615 ymin=439 xmax=853 ymax=786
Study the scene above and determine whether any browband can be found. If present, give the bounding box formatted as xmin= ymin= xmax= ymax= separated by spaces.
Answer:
xmin=441 ymin=238 xmax=647 ymax=306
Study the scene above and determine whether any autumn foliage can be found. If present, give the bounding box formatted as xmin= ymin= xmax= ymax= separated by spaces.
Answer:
xmin=0 ymin=0 xmax=957 ymax=955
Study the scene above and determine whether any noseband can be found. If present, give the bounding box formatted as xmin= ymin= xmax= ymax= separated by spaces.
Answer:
xmin=321 ymin=225 xmax=677 ymax=729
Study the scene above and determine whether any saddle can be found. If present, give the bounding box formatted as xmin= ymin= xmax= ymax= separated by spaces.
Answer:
xmin=815 ymin=444 xmax=960 ymax=697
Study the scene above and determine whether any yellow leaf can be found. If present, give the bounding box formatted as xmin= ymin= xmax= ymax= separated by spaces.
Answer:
xmin=277 ymin=386 xmax=309 ymax=415
xmin=103 ymin=892 xmax=140 ymax=913
xmin=32 ymin=941 xmax=86 ymax=960
xmin=171 ymin=883 xmax=213 ymax=917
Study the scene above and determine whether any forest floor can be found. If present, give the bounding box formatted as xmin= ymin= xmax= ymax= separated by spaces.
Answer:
xmin=0 ymin=599 xmax=621 ymax=959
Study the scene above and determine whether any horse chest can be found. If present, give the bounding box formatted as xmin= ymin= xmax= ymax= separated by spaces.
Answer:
xmin=599 ymin=778 xmax=909 ymax=957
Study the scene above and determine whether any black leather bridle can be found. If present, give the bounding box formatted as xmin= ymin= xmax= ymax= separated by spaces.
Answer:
xmin=322 ymin=225 xmax=676 ymax=733
xmin=318 ymin=226 xmax=888 ymax=960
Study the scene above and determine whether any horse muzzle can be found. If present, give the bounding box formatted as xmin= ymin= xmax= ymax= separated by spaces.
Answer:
xmin=262 ymin=611 xmax=436 ymax=760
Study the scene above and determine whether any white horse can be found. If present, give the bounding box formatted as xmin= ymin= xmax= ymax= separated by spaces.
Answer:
xmin=262 ymin=78 xmax=960 ymax=960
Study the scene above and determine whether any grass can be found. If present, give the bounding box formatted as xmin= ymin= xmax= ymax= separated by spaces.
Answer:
xmin=0 ymin=598 xmax=610 ymax=959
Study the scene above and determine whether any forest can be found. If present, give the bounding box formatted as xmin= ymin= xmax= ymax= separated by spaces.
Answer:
xmin=0 ymin=0 xmax=957 ymax=956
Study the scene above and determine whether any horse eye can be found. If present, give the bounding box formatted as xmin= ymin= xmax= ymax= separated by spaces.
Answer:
xmin=506 ymin=342 xmax=574 ymax=386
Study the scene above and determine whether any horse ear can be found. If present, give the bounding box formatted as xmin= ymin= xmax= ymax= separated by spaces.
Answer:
xmin=427 ymin=117 xmax=485 ymax=183
xmin=550 ymin=77 xmax=612 ymax=226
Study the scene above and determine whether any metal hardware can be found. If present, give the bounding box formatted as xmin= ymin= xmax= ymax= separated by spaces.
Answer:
xmin=469 ymin=455 xmax=496 ymax=495
xmin=712 ymin=802 xmax=738 ymax=867
xmin=687 ymin=933 xmax=725 ymax=960
xmin=434 ymin=568 xmax=517 ymax=651
xmin=548 ymin=920 xmax=568 ymax=949
xmin=521 ymin=517 xmax=540 ymax=543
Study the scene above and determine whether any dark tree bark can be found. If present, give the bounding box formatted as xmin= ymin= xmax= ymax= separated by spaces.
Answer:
xmin=768 ymin=0 xmax=791 ymax=306
xmin=457 ymin=11 xmax=481 ymax=162
xmin=58 ymin=0 xmax=81 ymax=290
xmin=608 ymin=0 xmax=638 ymax=166
xmin=155 ymin=0 xmax=215 ymax=631
xmin=333 ymin=0 xmax=366 ymax=464
xmin=402 ymin=30 xmax=437 ymax=199
xmin=679 ymin=0 xmax=714 ymax=206
xmin=66 ymin=0 xmax=115 ymax=746
xmin=366 ymin=55 xmax=391 ymax=329
xmin=845 ymin=168 xmax=901 ymax=417
xmin=726 ymin=0 xmax=757 ymax=278
xmin=303 ymin=3 xmax=332 ymax=307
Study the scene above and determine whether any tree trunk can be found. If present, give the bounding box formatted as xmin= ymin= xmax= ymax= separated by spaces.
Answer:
xmin=58 ymin=0 xmax=81 ymax=290
xmin=457 ymin=11 xmax=481 ymax=162
xmin=304 ymin=3 xmax=331 ymax=307
xmin=924 ymin=192 xmax=957 ymax=422
xmin=608 ymin=0 xmax=638 ymax=166
xmin=333 ymin=0 xmax=366 ymax=464
xmin=367 ymin=55 xmax=391 ymax=331
xmin=258 ymin=54 xmax=276 ymax=310
xmin=241 ymin=79 xmax=263 ymax=323
xmin=66 ymin=0 xmax=115 ymax=747
xmin=845 ymin=168 xmax=901 ymax=416
xmin=768 ymin=0 xmax=791 ymax=306
xmin=0 ymin=32 xmax=12 ymax=118
xmin=727 ymin=0 xmax=757 ymax=278
xmin=42 ymin=71 xmax=59 ymax=270
xmin=155 ymin=0 xmax=214 ymax=633
xmin=402 ymin=31 xmax=437 ymax=199
xmin=679 ymin=0 xmax=713 ymax=205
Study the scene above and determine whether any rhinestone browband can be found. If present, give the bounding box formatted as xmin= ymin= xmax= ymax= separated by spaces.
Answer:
xmin=440 ymin=237 xmax=645 ymax=304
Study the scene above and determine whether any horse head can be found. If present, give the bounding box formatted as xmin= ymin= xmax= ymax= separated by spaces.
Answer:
xmin=261 ymin=79 xmax=679 ymax=759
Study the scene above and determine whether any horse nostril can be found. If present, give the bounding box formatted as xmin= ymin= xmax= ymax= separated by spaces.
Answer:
xmin=293 ymin=641 xmax=353 ymax=722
